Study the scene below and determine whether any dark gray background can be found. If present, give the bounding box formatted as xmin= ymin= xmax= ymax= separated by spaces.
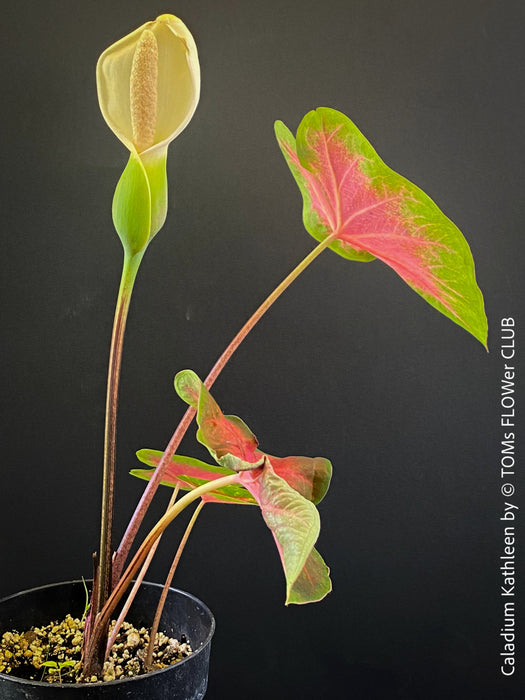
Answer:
xmin=1 ymin=1 xmax=523 ymax=698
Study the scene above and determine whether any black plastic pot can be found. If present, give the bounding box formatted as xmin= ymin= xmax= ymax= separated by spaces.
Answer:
xmin=0 ymin=580 xmax=215 ymax=699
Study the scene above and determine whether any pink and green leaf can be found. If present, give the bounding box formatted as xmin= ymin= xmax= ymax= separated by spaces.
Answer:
xmin=267 ymin=454 xmax=332 ymax=505
xmin=239 ymin=459 xmax=331 ymax=604
xmin=174 ymin=366 xmax=260 ymax=475
xmin=275 ymin=107 xmax=487 ymax=348
xmin=131 ymin=450 xmax=257 ymax=505
xmin=173 ymin=370 xmax=201 ymax=408
xmin=286 ymin=547 xmax=332 ymax=604
xmin=174 ymin=370 xmax=264 ymax=471
xmin=136 ymin=448 xmax=235 ymax=480
xmin=174 ymin=372 xmax=332 ymax=501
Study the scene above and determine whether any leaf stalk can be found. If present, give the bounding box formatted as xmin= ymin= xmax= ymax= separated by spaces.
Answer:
xmin=145 ymin=499 xmax=206 ymax=668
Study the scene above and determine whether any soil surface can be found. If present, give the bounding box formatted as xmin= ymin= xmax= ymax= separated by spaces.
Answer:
xmin=0 ymin=614 xmax=192 ymax=683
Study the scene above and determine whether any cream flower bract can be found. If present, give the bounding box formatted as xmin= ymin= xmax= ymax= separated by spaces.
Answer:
xmin=97 ymin=14 xmax=200 ymax=256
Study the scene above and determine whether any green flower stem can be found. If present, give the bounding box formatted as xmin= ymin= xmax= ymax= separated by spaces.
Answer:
xmin=112 ymin=233 xmax=338 ymax=583
xmin=145 ymin=499 xmax=206 ymax=668
xmin=85 ymin=474 xmax=239 ymax=674
xmin=96 ymin=250 xmax=144 ymax=620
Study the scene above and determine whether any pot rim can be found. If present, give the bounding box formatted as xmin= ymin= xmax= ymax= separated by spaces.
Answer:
xmin=0 ymin=579 xmax=215 ymax=689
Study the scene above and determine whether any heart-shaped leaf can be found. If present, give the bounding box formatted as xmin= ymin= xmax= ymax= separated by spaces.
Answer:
xmin=275 ymin=107 xmax=487 ymax=347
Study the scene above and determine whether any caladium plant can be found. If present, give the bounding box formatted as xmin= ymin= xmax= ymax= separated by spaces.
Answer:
xmin=47 ymin=13 xmax=486 ymax=682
